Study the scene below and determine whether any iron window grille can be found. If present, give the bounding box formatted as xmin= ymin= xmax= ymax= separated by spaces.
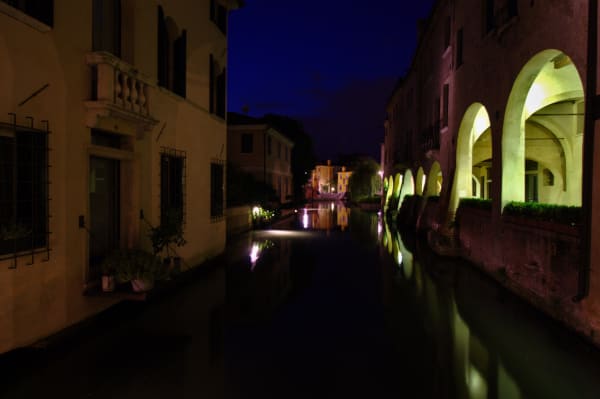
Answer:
xmin=0 ymin=114 xmax=51 ymax=268
xmin=160 ymin=147 xmax=186 ymax=227
xmin=210 ymin=160 xmax=225 ymax=220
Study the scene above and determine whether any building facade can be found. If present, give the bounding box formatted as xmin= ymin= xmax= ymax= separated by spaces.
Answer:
xmin=337 ymin=167 xmax=352 ymax=194
xmin=383 ymin=0 xmax=600 ymax=346
xmin=0 ymin=0 xmax=239 ymax=354
xmin=227 ymin=114 xmax=294 ymax=204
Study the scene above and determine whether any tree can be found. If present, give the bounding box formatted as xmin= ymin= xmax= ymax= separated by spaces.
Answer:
xmin=348 ymin=157 xmax=381 ymax=201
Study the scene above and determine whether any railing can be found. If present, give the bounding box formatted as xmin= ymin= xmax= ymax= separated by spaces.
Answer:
xmin=420 ymin=121 xmax=440 ymax=152
xmin=86 ymin=51 xmax=153 ymax=118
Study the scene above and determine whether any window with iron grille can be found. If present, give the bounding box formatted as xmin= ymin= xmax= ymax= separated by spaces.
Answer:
xmin=0 ymin=123 xmax=49 ymax=261
xmin=210 ymin=162 xmax=224 ymax=219
xmin=160 ymin=148 xmax=186 ymax=227
xmin=1 ymin=0 xmax=53 ymax=26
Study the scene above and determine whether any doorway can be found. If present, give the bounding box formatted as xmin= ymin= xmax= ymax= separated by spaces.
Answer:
xmin=89 ymin=156 xmax=120 ymax=279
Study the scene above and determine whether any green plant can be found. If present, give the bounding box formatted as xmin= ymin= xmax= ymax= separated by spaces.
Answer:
xmin=357 ymin=195 xmax=382 ymax=204
xmin=503 ymin=201 xmax=581 ymax=225
xmin=149 ymin=209 xmax=187 ymax=257
xmin=0 ymin=223 xmax=31 ymax=240
xmin=458 ymin=197 xmax=492 ymax=210
xmin=104 ymin=249 xmax=165 ymax=283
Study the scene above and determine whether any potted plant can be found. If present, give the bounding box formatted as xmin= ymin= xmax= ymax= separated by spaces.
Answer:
xmin=99 ymin=255 xmax=117 ymax=292
xmin=148 ymin=209 xmax=186 ymax=273
xmin=110 ymin=249 xmax=165 ymax=292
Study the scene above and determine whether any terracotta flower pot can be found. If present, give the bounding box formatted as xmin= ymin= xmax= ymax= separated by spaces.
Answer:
xmin=131 ymin=279 xmax=154 ymax=292
xmin=101 ymin=275 xmax=116 ymax=292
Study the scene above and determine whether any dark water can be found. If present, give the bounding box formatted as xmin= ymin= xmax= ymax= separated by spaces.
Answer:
xmin=2 ymin=203 xmax=600 ymax=398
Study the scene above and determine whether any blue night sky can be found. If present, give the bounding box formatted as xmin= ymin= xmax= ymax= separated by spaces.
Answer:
xmin=228 ymin=0 xmax=436 ymax=161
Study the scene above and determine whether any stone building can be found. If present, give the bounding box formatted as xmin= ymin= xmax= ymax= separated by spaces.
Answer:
xmin=227 ymin=113 xmax=294 ymax=204
xmin=0 ymin=0 xmax=240 ymax=354
xmin=383 ymin=0 xmax=600 ymax=346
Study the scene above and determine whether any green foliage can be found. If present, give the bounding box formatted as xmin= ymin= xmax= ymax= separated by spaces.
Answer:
xmin=102 ymin=249 xmax=166 ymax=283
xmin=226 ymin=162 xmax=277 ymax=206
xmin=348 ymin=157 xmax=380 ymax=201
xmin=503 ymin=201 xmax=581 ymax=225
xmin=149 ymin=209 xmax=186 ymax=256
xmin=0 ymin=223 xmax=31 ymax=240
xmin=458 ymin=198 xmax=492 ymax=210
xmin=358 ymin=195 xmax=382 ymax=204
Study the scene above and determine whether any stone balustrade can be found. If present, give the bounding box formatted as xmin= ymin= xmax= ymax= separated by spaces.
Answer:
xmin=85 ymin=51 xmax=153 ymax=117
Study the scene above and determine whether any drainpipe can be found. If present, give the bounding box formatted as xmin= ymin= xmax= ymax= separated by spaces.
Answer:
xmin=577 ymin=0 xmax=597 ymax=301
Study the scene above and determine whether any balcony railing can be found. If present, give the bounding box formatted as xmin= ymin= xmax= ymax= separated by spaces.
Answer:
xmin=87 ymin=51 xmax=153 ymax=115
xmin=420 ymin=121 xmax=441 ymax=152
xmin=84 ymin=52 xmax=158 ymax=134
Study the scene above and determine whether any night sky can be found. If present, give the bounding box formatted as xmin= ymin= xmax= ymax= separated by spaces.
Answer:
xmin=228 ymin=0 xmax=436 ymax=161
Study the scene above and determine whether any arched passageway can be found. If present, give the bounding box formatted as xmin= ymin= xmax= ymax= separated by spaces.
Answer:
xmin=425 ymin=161 xmax=443 ymax=197
xmin=450 ymin=104 xmax=492 ymax=214
xmin=416 ymin=167 xmax=425 ymax=196
xmin=502 ymin=49 xmax=584 ymax=208
xmin=399 ymin=169 xmax=415 ymax=209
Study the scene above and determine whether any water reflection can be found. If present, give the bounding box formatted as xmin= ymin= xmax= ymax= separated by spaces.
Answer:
xmin=226 ymin=208 xmax=600 ymax=398
xmin=379 ymin=215 xmax=600 ymax=399
xmin=301 ymin=201 xmax=350 ymax=231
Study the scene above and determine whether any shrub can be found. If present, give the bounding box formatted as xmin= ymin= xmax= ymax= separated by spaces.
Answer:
xmin=503 ymin=201 xmax=581 ymax=225
xmin=358 ymin=195 xmax=382 ymax=204
xmin=458 ymin=197 xmax=492 ymax=210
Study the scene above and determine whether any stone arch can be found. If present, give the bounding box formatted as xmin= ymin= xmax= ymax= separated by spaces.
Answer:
xmin=502 ymin=49 xmax=584 ymax=208
xmin=450 ymin=103 xmax=492 ymax=214
xmin=399 ymin=169 xmax=415 ymax=209
xmin=415 ymin=167 xmax=425 ymax=196
xmin=425 ymin=161 xmax=443 ymax=197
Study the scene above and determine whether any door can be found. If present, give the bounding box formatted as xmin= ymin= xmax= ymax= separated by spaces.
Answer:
xmin=89 ymin=157 xmax=120 ymax=279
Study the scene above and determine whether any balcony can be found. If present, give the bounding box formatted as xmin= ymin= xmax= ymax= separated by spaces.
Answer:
xmin=420 ymin=121 xmax=441 ymax=153
xmin=84 ymin=52 xmax=158 ymax=136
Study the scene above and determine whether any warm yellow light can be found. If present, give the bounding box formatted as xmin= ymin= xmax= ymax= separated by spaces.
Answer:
xmin=473 ymin=107 xmax=490 ymax=142
xmin=524 ymin=82 xmax=547 ymax=117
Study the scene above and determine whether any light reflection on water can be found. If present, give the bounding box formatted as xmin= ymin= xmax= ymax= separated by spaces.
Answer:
xmin=378 ymin=214 xmax=600 ymax=399
xmin=234 ymin=207 xmax=600 ymax=398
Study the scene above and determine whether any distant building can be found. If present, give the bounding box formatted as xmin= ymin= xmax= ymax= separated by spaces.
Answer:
xmin=337 ymin=167 xmax=352 ymax=194
xmin=0 ymin=0 xmax=241 ymax=355
xmin=227 ymin=113 xmax=294 ymax=204
xmin=310 ymin=160 xmax=344 ymax=194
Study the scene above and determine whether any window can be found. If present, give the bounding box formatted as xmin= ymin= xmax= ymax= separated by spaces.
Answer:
xmin=483 ymin=0 xmax=495 ymax=34
xmin=442 ymin=84 xmax=449 ymax=128
xmin=241 ymin=133 xmax=253 ymax=153
xmin=0 ymin=125 xmax=48 ymax=258
xmin=508 ymin=0 xmax=518 ymax=18
xmin=456 ymin=28 xmax=463 ymax=67
xmin=209 ymin=54 xmax=226 ymax=118
xmin=1 ymin=0 xmax=53 ymax=27
xmin=210 ymin=0 xmax=227 ymax=34
xmin=92 ymin=0 xmax=121 ymax=56
xmin=160 ymin=148 xmax=186 ymax=227
xmin=444 ymin=16 xmax=451 ymax=50
xmin=267 ymin=136 xmax=272 ymax=156
xmin=211 ymin=162 xmax=224 ymax=218
xmin=158 ymin=6 xmax=187 ymax=98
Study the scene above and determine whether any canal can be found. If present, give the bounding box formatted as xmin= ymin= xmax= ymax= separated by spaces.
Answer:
xmin=2 ymin=202 xmax=600 ymax=398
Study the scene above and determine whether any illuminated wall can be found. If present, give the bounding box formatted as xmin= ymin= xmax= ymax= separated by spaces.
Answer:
xmin=0 ymin=0 xmax=241 ymax=354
